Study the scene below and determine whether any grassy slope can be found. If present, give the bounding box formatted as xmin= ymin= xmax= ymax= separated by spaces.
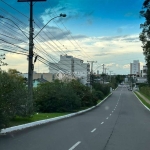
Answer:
xmin=9 ymin=98 xmax=105 ymax=127
xmin=135 ymin=92 xmax=150 ymax=109
xmin=9 ymin=113 xmax=69 ymax=127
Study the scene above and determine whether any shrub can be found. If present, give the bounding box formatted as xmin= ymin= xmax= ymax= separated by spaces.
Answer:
xmin=93 ymin=90 xmax=104 ymax=100
xmin=93 ymin=83 xmax=110 ymax=96
xmin=0 ymin=70 xmax=28 ymax=130
xmin=34 ymin=81 xmax=81 ymax=113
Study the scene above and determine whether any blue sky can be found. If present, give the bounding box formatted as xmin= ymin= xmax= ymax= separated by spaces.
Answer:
xmin=0 ymin=0 xmax=146 ymax=74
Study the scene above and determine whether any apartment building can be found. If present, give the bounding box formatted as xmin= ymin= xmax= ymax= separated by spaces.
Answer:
xmin=130 ymin=60 xmax=140 ymax=76
xmin=49 ymin=55 xmax=90 ymax=85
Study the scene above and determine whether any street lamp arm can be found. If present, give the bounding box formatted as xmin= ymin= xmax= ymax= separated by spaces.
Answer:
xmin=33 ymin=13 xmax=66 ymax=39
xmin=0 ymin=15 xmax=29 ymax=39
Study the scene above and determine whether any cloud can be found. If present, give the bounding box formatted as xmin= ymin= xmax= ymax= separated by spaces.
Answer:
xmin=1 ymin=21 xmax=145 ymax=75
xmin=106 ymin=63 xmax=116 ymax=67
xmin=40 ymin=3 xmax=95 ymax=26
xmin=123 ymin=64 xmax=130 ymax=69
xmin=94 ymin=53 xmax=111 ymax=56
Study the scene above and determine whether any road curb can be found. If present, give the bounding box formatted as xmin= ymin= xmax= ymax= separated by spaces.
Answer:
xmin=0 ymin=93 xmax=112 ymax=134
xmin=133 ymin=92 xmax=150 ymax=111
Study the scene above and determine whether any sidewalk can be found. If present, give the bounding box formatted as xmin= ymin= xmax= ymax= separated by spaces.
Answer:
xmin=135 ymin=91 xmax=150 ymax=105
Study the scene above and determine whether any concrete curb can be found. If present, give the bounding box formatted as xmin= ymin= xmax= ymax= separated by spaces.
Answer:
xmin=133 ymin=92 xmax=150 ymax=112
xmin=0 ymin=93 xmax=112 ymax=134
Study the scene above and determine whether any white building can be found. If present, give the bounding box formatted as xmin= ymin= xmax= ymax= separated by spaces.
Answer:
xmin=130 ymin=60 xmax=140 ymax=76
xmin=49 ymin=55 xmax=90 ymax=85
xmin=141 ymin=65 xmax=147 ymax=78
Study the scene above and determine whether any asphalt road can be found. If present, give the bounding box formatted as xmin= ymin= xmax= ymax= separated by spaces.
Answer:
xmin=1 ymin=86 xmax=150 ymax=150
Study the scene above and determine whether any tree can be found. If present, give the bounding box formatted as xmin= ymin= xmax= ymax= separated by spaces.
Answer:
xmin=0 ymin=70 xmax=28 ymax=130
xmin=115 ymin=75 xmax=125 ymax=84
xmin=34 ymin=80 xmax=81 ymax=113
xmin=139 ymin=0 xmax=150 ymax=86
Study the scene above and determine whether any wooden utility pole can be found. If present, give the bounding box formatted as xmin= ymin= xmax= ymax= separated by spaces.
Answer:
xmin=102 ymin=64 xmax=105 ymax=84
xmin=87 ymin=61 xmax=97 ymax=92
xmin=18 ymin=0 xmax=46 ymax=113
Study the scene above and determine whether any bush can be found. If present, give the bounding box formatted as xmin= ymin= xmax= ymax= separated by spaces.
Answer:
xmin=93 ymin=83 xmax=110 ymax=96
xmin=93 ymin=90 xmax=104 ymax=100
xmin=34 ymin=81 xmax=81 ymax=113
xmin=0 ymin=70 xmax=28 ymax=130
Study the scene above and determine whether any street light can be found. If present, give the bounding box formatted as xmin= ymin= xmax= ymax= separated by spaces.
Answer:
xmin=0 ymin=12 xmax=66 ymax=113
xmin=27 ymin=13 xmax=66 ymax=112
xmin=34 ymin=13 xmax=66 ymax=39
xmin=0 ymin=15 xmax=28 ymax=39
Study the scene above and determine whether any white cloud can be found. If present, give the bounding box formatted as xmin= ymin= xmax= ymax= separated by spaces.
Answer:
xmin=123 ymin=64 xmax=130 ymax=69
xmin=1 ymin=33 xmax=145 ymax=75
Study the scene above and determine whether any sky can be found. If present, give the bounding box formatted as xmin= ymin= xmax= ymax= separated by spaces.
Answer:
xmin=0 ymin=0 xmax=146 ymax=75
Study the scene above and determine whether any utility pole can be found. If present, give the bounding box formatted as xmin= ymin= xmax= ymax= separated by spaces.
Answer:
xmin=87 ymin=61 xmax=97 ymax=92
xmin=102 ymin=64 xmax=104 ymax=84
xmin=28 ymin=0 xmax=34 ymax=111
xmin=18 ymin=0 xmax=46 ymax=113
xmin=104 ymin=68 xmax=109 ymax=82
xmin=71 ymin=58 xmax=74 ymax=79
xmin=109 ymin=71 xmax=113 ymax=82
xmin=87 ymin=61 xmax=97 ymax=74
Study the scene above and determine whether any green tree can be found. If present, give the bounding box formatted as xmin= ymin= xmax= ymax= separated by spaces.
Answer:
xmin=115 ymin=75 xmax=125 ymax=84
xmin=139 ymin=0 xmax=150 ymax=86
xmin=34 ymin=80 xmax=81 ymax=113
xmin=93 ymin=83 xmax=110 ymax=96
xmin=0 ymin=70 xmax=28 ymax=130
xmin=68 ymin=80 xmax=98 ymax=107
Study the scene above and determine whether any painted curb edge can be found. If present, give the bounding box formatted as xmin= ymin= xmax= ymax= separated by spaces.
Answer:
xmin=0 ymin=93 xmax=112 ymax=134
xmin=133 ymin=92 xmax=150 ymax=111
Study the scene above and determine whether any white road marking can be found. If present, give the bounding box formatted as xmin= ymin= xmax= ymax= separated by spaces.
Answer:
xmin=110 ymin=114 xmax=112 ymax=116
xmin=91 ymin=128 xmax=96 ymax=133
xmin=106 ymin=117 xmax=109 ymax=119
xmin=69 ymin=141 xmax=81 ymax=150
xmin=101 ymin=122 xmax=104 ymax=124
xmin=112 ymin=111 xmax=114 ymax=113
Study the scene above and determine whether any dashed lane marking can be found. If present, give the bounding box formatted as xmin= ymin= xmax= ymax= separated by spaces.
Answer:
xmin=91 ymin=128 xmax=96 ymax=133
xmin=69 ymin=141 xmax=81 ymax=150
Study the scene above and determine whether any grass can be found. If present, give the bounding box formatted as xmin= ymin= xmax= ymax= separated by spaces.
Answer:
xmin=135 ymin=92 xmax=150 ymax=109
xmin=139 ymin=92 xmax=150 ymax=102
xmin=9 ymin=113 xmax=69 ymax=127
xmin=97 ymin=100 xmax=102 ymax=104
xmin=8 ymin=97 xmax=106 ymax=127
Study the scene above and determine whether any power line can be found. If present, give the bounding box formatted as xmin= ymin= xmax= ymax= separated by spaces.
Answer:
xmin=0 ymin=0 xmax=28 ymax=19
xmin=0 ymin=48 xmax=28 ymax=55
xmin=0 ymin=38 xmax=28 ymax=52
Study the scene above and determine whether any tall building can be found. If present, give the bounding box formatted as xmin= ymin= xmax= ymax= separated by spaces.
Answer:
xmin=130 ymin=60 xmax=140 ymax=76
xmin=141 ymin=65 xmax=147 ymax=78
xmin=49 ymin=55 xmax=90 ymax=85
